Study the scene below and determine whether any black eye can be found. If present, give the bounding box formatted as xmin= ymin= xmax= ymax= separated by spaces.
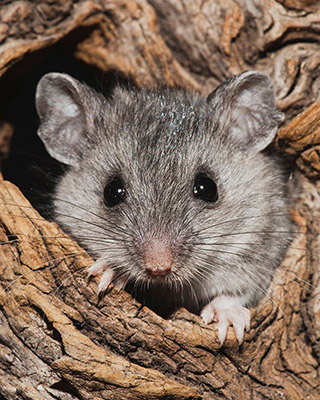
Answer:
xmin=193 ymin=173 xmax=218 ymax=203
xmin=104 ymin=177 xmax=126 ymax=207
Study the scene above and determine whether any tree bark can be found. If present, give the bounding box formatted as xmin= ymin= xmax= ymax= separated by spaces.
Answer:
xmin=0 ymin=1 xmax=320 ymax=399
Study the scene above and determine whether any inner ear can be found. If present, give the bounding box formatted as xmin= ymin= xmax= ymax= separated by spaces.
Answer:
xmin=208 ymin=71 xmax=284 ymax=152
xmin=36 ymin=73 xmax=100 ymax=166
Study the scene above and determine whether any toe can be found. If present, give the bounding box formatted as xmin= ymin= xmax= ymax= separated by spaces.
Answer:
xmin=216 ymin=316 xmax=228 ymax=345
xmin=200 ymin=303 xmax=215 ymax=325
xmin=88 ymin=259 xmax=109 ymax=276
xmin=97 ymin=268 xmax=114 ymax=292
xmin=243 ymin=308 xmax=251 ymax=331
xmin=231 ymin=315 xmax=245 ymax=344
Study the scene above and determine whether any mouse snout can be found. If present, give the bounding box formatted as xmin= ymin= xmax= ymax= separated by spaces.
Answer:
xmin=143 ymin=238 xmax=173 ymax=277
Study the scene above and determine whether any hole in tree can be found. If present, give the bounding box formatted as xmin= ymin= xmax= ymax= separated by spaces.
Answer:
xmin=1 ymin=31 xmax=131 ymax=218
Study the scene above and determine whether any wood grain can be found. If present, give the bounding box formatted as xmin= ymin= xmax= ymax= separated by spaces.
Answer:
xmin=0 ymin=0 xmax=320 ymax=398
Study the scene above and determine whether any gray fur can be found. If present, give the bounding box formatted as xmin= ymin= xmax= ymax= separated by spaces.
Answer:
xmin=36 ymin=71 xmax=293 ymax=315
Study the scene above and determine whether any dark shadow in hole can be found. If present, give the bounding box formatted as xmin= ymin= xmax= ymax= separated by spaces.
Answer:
xmin=51 ymin=379 xmax=84 ymax=400
xmin=1 ymin=34 xmax=132 ymax=219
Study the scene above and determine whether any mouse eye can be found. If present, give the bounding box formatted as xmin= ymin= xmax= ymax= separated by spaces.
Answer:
xmin=193 ymin=173 xmax=218 ymax=203
xmin=104 ymin=177 xmax=126 ymax=207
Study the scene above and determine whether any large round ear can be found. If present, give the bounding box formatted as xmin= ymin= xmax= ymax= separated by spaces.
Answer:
xmin=36 ymin=73 xmax=104 ymax=165
xmin=207 ymin=71 xmax=284 ymax=152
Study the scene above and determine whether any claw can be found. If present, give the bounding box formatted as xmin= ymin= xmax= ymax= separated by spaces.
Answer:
xmin=114 ymin=277 xmax=126 ymax=290
xmin=200 ymin=295 xmax=251 ymax=345
xmin=97 ymin=268 xmax=115 ymax=292
xmin=88 ymin=259 xmax=114 ymax=292
xmin=88 ymin=259 xmax=109 ymax=276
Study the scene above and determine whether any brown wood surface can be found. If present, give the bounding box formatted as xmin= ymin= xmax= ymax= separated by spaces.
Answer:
xmin=0 ymin=1 xmax=320 ymax=399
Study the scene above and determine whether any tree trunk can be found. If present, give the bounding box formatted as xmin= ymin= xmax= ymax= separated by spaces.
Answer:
xmin=0 ymin=1 xmax=320 ymax=399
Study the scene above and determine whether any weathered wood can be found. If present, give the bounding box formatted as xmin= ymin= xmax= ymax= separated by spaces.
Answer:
xmin=0 ymin=166 xmax=319 ymax=399
xmin=0 ymin=1 xmax=320 ymax=399
xmin=0 ymin=1 xmax=319 ymax=116
xmin=275 ymin=101 xmax=320 ymax=178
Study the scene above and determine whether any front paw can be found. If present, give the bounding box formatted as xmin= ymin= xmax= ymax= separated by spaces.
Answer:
xmin=88 ymin=259 xmax=114 ymax=292
xmin=88 ymin=259 xmax=126 ymax=292
xmin=200 ymin=295 xmax=251 ymax=345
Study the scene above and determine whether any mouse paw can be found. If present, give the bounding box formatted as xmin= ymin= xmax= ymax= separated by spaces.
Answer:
xmin=88 ymin=260 xmax=115 ymax=292
xmin=200 ymin=295 xmax=250 ymax=345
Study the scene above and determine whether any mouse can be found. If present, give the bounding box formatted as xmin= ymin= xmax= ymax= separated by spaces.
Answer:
xmin=35 ymin=70 xmax=293 ymax=345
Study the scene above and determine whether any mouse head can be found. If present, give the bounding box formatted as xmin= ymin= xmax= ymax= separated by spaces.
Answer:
xmin=36 ymin=71 xmax=289 ymax=312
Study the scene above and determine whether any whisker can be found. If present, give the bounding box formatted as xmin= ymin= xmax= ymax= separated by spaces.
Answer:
xmin=54 ymin=210 xmax=129 ymax=239
xmin=49 ymin=265 xmax=88 ymax=301
xmin=246 ymin=277 xmax=286 ymax=319
xmin=193 ymin=212 xmax=293 ymax=233
xmin=53 ymin=197 xmax=131 ymax=236
xmin=0 ymin=201 xmax=41 ymax=210
xmin=197 ymin=229 xmax=300 ymax=241
xmin=0 ymin=238 xmax=20 ymax=245
xmin=0 ymin=212 xmax=48 ymax=222
xmin=4 ymin=251 xmax=88 ymax=291
xmin=286 ymin=271 xmax=318 ymax=293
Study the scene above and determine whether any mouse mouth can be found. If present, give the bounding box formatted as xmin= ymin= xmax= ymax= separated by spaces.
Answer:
xmin=145 ymin=265 xmax=173 ymax=278
xmin=143 ymin=270 xmax=173 ymax=287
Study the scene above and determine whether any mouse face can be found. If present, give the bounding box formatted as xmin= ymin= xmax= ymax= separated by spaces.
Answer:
xmin=36 ymin=71 xmax=293 ymax=344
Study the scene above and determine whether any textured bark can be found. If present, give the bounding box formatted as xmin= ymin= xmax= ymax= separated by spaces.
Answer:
xmin=0 ymin=1 xmax=320 ymax=399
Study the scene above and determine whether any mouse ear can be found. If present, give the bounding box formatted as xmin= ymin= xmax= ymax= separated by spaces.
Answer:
xmin=207 ymin=71 xmax=284 ymax=152
xmin=36 ymin=73 xmax=102 ymax=165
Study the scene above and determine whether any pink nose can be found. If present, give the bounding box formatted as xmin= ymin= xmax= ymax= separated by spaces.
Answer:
xmin=144 ymin=239 xmax=173 ymax=276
